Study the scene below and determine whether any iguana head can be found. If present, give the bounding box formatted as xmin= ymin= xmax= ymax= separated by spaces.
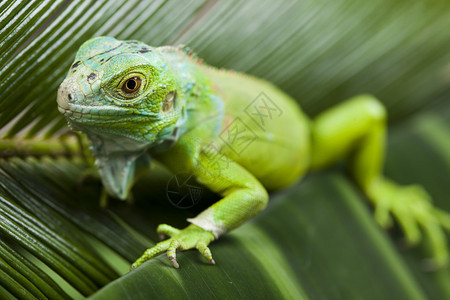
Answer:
xmin=57 ymin=36 xmax=184 ymax=199
xmin=57 ymin=36 xmax=182 ymax=146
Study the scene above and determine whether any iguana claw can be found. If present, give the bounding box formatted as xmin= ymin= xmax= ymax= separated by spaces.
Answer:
xmin=130 ymin=224 xmax=215 ymax=270
xmin=369 ymin=179 xmax=450 ymax=268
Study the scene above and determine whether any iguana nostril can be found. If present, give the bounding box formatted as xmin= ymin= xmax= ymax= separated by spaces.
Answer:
xmin=56 ymin=83 xmax=70 ymax=110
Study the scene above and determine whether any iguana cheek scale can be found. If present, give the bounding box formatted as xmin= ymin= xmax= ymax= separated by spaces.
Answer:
xmin=57 ymin=36 xmax=450 ymax=270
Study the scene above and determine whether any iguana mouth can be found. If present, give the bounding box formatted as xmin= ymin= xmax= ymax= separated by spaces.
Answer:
xmin=58 ymin=100 xmax=176 ymax=144
xmin=57 ymin=102 xmax=136 ymax=119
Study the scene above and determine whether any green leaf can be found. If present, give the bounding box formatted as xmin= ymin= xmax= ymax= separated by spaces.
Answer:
xmin=0 ymin=0 xmax=450 ymax=298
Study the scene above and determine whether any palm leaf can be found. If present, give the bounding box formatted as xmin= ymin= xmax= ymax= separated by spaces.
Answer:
xmin=0 ymin=0 xmax=449 ymax=298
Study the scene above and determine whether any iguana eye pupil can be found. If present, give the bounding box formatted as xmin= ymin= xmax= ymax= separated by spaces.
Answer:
xmin=127 ymin=80 xmax=136 ymax=90
xmin=122 ymin=77 xmax=141 ymax=94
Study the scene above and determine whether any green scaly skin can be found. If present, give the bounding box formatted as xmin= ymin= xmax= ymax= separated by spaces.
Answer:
xmin=57 ymin=36 xmax=450 ymax=270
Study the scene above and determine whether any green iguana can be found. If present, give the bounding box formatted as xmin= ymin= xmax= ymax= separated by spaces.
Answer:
xmin=57 ymin=36 xmax=450 ymax=270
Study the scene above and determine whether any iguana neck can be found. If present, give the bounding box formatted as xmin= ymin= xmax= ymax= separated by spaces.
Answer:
xmin=157 ymin=46 xmax=224 ymax=139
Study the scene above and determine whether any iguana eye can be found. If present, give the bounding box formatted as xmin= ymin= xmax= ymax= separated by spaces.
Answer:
xmin=121 ymin=77 xmax=141 ymax=94
xmin=106 ymin=69 xmax=150 ymax=102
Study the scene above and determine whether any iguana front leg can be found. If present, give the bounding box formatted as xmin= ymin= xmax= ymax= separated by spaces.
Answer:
xmin=131 ymin=149 xmax=268 ymax=269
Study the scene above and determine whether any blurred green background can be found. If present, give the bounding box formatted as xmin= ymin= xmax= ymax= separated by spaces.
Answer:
xmin=0 ymin=1 xmax=449 ymax=299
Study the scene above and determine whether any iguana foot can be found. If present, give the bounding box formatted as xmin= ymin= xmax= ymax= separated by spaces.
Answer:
xmin=369 ymin=178 xmax=450 ymax=268
xmin=130 ymin=224 xmax=215 ymax=270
